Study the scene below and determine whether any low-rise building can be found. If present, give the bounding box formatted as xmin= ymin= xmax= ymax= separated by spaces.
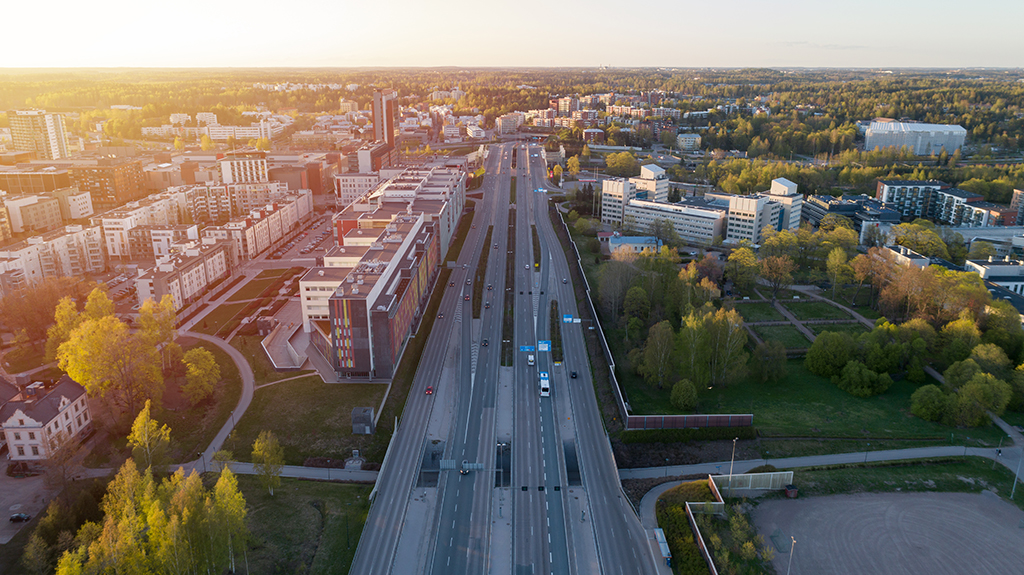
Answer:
xmin=966 ymin=256 xmax=1024 ymax=296
xmin=0 ymin=376 xmax=92 ymax=462
xmin=676 ymin=133 xmax=701 ymax=150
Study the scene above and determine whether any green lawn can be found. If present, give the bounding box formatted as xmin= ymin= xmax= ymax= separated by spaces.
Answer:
xmin=445 ymin=201 xmax=476 ymax=263
xmin=622 ymin=357 xmax=1006 ymax=448
xmin=703 ymin=360 xmax=1005 ymax=445
xmin=231 ymin=376 xmax=385 ymax=466
xmin=227 ymin=278 xmax=280 ymax=302
xmin=236 ymin=475 xmax=371 ymax=575
xmin=160 ymin=340 xmax=243 ymax=462
xmin=782 ymin=301 xmax=850 ymax=320
xmin=779 ymin=456 xmax=1024 ymax=510
xmin=2 ymin=343 xmax=46 ymax=373
xmin=752 ymin=325 xmax=811 ymax=349
xmin=809 ymin=322 xmax=870 ymax=336
xmin=733 ymin=302 xmax=784 ymax=322
xmin=193 ymin=302 xmax=247 ymax=335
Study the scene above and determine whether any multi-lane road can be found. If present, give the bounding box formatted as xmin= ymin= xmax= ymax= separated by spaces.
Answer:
xmin=350 ymin=142 xmax=656 ymax=575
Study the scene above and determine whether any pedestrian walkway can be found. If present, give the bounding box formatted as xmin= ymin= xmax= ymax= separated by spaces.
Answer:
xmin=771 ymin=300 xmax=818 ymax=342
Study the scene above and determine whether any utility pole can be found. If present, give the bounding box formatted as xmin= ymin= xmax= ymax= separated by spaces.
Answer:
xmin=786 ymin=537 xmax=796 ymax=575
xmin=728 ymin=437 xmax=738 ymax=498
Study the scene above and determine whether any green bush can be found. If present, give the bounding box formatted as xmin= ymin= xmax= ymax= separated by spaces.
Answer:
xmin=670 ymin=379 xmax=698 ymax=411
xmin=831 ymin=360 xmax=892 ymax=397
xmin=910 ymin=384 xmax=947 ymax=422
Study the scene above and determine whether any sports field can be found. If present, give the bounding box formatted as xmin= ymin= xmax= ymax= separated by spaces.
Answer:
xmin=753 ymin=492 xmax=1024 ymax=574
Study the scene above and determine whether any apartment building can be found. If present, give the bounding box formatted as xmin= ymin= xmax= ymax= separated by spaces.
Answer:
xmin=0 ymin=224 xmax=105 ymax=284
xmin=335 ymin=173 xmax=381 ymax=208
xmin=128 ymin=224 xmax=200 ymax=258
xmin=676 ymin=133 xmax=701 ymax=150
xmin=2 ymin=195 xmax=62 ymax=233
xmin=0 ymin=376 xmax=92 ymax=462
xmin=93 ymin=196 xmax=180 ymax=259
xmin=200 ymin=190 xmax=313 ymax=261
xmin=220 ymin=150 xmax=269 ymax=184
xmin=8 ymin=110 xmax=70 ymax=160
xmin=0 ymin=166 xmax=72 ymax=195
xmin=69 ymin=158 xmax=146 ymax=210
xmin=135 ymin=239 xmax=234 ymax=311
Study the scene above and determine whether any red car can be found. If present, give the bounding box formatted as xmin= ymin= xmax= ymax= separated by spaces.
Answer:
xmin=425 ymin=386 xmax=433 ymax=395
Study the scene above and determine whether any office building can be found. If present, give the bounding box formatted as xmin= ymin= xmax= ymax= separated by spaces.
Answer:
xmin=0 ymin=166 xmax=71 ymax=195
xmin=629 ymin=164 xmax=669 ymax=203
xmin=8 ymin=110 xmax=70 ymax=160
xmin=704 ymin=193 xmax=781 ymax=244
xmin=768 ymin=178 xmax=803 ymax=231
xmin=335 ymin=173 xmax=381 ymax=208
xmin=966 ymin=256 xmax=1024 ymax=296
xmin=865 ymin=120 xmax=966 ymax=155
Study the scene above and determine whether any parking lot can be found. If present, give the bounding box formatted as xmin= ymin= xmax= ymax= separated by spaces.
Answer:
xmin=0 ymin=471 xmax=53 ymax=544
xmin=264 ymin=215 xmax=333 ymax=261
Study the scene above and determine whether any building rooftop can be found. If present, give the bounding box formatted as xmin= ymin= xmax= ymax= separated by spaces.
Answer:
xmin=942 ymin=188 xmax=983 ymax=200
xmin=0 ymin=375 xmax=85 ymax=425
xmin=878 ymin=179 xmax=948 ymax=187
xmin=869 ymin=121 xmax=967 ymax=134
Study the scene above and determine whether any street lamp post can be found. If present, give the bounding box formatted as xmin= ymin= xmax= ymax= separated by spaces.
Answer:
xmin=864 ymin=443 xmax=870 ymax=464
xmin=1012 ymin=445 xmax=1024 ymax=500
xmin=786 ymin=537 xmax=796 ymax=575
xmin=728 ymin=437 xmax=738 ymax=498
xmin=198 ymin=453 xmax=206 ymax=474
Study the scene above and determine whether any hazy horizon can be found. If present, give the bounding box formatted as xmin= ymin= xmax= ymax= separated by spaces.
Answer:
xmin=10 ymin=0 xmax=1024 ymax=69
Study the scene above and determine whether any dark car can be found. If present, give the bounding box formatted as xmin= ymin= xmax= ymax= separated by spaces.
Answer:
xmin=425 ymin=385 xmax=433 ymax=395
xmin=487 ymin=284 xmax=493 ymax=290
xmin=450 ymin=281 xmax=455 ymax=287
xmin=571 ymin=371 xmax=578 ymax=379
xmin=464 ymin=294 xmax=470 ymax=300
xmin=482 ymin=339 xmax=488 ymax=346
xmin=485 ymin=302 xmax=490 ymax=309
xmin=438 ymin=313 xmax=444 ymax=319
xmin=9 ymin=513 xmax=30 ymax=523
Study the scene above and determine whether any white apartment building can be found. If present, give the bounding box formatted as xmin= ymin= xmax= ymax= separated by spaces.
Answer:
xmin=201 ymin=190 xmax=313 ymax=261
xmin=676 ymin=133 xmax=702 ymax=150
xmin=8 ymin=110 xmax=70 ymax=160
xmin=50 ymin=187 xmax=94 ymax=220
xmin=0 ymin=224 xmax=105 ymax=283
xmin=0 ymin=376 xmax=92 ymax=462
xmin=94 ymin=196 xmax=179 ymax=258
xmin=466 ymin=125 xmax=485 ymax=139
xmin=136 ymin=239 xmax=233 ymax=311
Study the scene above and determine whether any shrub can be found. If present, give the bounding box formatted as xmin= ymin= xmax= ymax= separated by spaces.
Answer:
xmin=832 ymin=360 xmax=892 ymax=397
xmin=910 ymin=384 xmax=947 ymax=421
xmin=670 ymin=379 xmax=698 ymax=411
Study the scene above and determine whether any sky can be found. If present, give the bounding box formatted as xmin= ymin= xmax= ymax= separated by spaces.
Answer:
xmin=6 ymin=0 xmax=1024 ymax=69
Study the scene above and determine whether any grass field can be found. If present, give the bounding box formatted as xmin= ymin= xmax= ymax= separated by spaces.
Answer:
xmin=733 ymin=302 xmax=785 ymax=322
xmin=193 ymin=302 xmax=247 ymax=335
xmin=510 ymin=176 xmax=517 ymax=204
xmin=809 ymin=322 xmax=870 ymax=336
xmin=620 ymin=357 xmax=1006 ymax=449
xmin=231 ymin=376 xmax=385 ymax=465
xmin=778 ymin=456 xmax=1024 ymax=508
xmin=752 ymin=325 xmax=811 ymax=349
xmin=237 ymin=475 xmax=371 ymax=575
xmin=445 ymin=200 xmax=476 ymax=263
xmin=2 ymin=343 xmax=46 ymax=373
xmin=160 ymin=340 xmax=243 ymax=461
xmin=227 ymin=278 xmax=279 ymax=302
xmin=782 ymin=301 xmax=850 ymax=320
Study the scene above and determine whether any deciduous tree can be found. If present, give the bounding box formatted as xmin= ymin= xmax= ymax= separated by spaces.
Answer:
xmin=182 ymin=347 xmax=220 ymax=406
xmin=252 ymin=430 xmax=284 ymax=496
xmin=759 ymin=255 xmax=796 ymax=300
xmin=640 ymin=321 xmax=676 ymax=389
xmin=127 ymin=400 xmax=171 ymax=471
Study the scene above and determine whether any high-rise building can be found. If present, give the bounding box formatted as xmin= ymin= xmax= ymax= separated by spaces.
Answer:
xmin=372 ymin=89 xmax=398 ymax=150
xmin=7 ymin=110 xmax=70 ymax=160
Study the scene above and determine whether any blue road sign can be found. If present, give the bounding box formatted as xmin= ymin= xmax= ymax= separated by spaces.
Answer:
xmin=562 ymin=314 xmax=573 ymax=324
xmin=520 ymin=345 xmax=535 ymax=352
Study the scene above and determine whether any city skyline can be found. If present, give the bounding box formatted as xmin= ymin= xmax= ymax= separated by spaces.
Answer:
xmin=8 ymin=0 xmax=1024 ymax=69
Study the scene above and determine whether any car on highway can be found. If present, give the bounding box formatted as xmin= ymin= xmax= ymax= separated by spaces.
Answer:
xmin=464 ymin=294 xmax=470 ymax=300
xmin=493 ymin=243 xmax=498 ymax=249
xmin=482 ymin=339 xmax=488 ymax=346
xmin=562 ymin=278 xmax=567 ymax=283
xmin=460 ymin=460 xmax=469 ymax=475
xmin=450 ymin=281 xmax=455 ymax=287
xmin=425 ymin=385 xmax=433 ymax=395
xmin=438 ymin=313 xmax=444 ymax=319
xmin=524 ymin=264 xmax=529 ymax=270
xmin=487 ymin=284 xmax=492 ymax=290
xmin=9 ymin=513 xmax=30 ymax=523
xmin=466 ymin=279 xmax=471 ymax=284
xmin=571 ymin=371 xmax=578 ymax=379
xmin=485 ymin=302 xmax=490 ymax=309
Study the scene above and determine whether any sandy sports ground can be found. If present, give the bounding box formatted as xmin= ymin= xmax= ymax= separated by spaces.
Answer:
xmin=753 ymin=491 xmax=1024 ymax=575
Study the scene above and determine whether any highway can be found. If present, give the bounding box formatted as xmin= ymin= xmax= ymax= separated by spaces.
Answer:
xmin=350 ymin=142 xmax=656 ymax=575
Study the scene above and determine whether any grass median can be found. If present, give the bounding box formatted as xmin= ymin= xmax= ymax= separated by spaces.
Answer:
xmin=473 ymin=226 xmax=493 ymax=319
